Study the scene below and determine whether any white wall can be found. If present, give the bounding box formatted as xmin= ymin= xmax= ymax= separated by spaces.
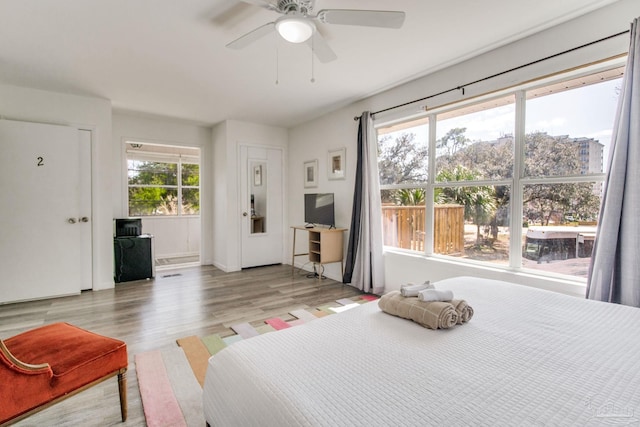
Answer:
xmin=112 ymin=112 xmax=213 ymax=263
xmin=212 ymin=121 xmax=230 ymax=270
xmin=287 ymin=0 xmax=639 ymax=292
xmin=0 ymin=84 xmax=114 ymax=290
xmin=211 ymin=119 xmax=288 ymax=272
xmin=141 ymin=217 xmax=200 ymax=258
xmin=289 ymin=109 xmax=357 ymax=281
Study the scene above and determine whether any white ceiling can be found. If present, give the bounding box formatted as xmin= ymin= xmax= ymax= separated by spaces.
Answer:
xmin=0 ymin=0 xmax=620 ymax=128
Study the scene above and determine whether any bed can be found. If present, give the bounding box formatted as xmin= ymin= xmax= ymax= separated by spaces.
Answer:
xmin=202 ymin=276 xmax=640 ymax=426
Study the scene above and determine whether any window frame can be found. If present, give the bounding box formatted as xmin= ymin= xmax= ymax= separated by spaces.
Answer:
xmin=126 ymin=151 xmax=201 ymax=217
xmin=376 ymin=58 xmax=623 ymax=281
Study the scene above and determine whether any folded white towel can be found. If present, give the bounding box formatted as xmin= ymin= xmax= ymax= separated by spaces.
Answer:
xmin=400 ymin=281 xmax=434 ymax=297
xmin=417 ymin=289 xmax=454 ymax=302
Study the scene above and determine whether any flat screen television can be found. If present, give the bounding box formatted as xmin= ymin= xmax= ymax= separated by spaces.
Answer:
xmin=304 ymin=193 xmax=335 ymax=228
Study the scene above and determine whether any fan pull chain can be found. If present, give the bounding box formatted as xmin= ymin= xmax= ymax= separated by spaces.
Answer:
xmin=275 ymin=34 xmax=279 ymax=85
xmin=310 ymin=35 xmax=315 ymax=83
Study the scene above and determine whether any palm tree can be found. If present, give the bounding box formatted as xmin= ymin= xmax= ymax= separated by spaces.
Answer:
xmin=436 ymin=165 xmax=496 ymax=245
xmin=393 ymin=188 xmax=425 ymax=206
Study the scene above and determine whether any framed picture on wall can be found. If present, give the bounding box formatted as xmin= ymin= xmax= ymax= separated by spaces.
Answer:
xmin=253 ymin=165 xmax=262 ymax=186
xmin=328 ymin=147 xmax=346 ymax=180
xmin=304 ymin=159 xmax=318 ymax=188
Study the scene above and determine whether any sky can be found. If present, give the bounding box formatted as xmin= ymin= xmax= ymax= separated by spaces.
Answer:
xmin=381 ymin=77 xmax=622 ymax=172
xmin=525 ymin=78 xmax=621 ymax=165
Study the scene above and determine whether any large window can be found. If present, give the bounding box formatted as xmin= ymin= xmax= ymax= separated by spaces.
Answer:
xmin=377 ymin=64 xmax=624 ymax=280
xmin=127 ymin=143 xmax=200 ymax=216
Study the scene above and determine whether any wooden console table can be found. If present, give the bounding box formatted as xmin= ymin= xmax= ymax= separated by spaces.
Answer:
xmin=291 ymin=226 xmax=347 ymax=280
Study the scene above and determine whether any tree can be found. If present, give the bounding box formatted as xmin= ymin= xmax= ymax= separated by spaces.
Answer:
xmin=128 ymin=160 xmax=177 ymax=186
xmin=524 ymin=132 xmax=581 ymax=177
xmin=569 ymin=184 xmax=601 ymax=220
xmin=378 ymin=132 xmax=428 ymax=186
xmin=438 ymin=131 xmax=600 ymax=226
xmin=393 ymin=188 xmax=425 ymax=206
xmin=181 ymin=163 xmax=200 ymax=214
xmin=436 ymin=127 xmax=469 ymax=157
xmin=379 ymin=126 xmax=601 ymax=246
xmin=446 ymin=137 xmax=513 ymax=180
xmin=522 ymin=132 xmax=599 ymax=224
xmin=437 ymin=133 xmax=513 ymax=238
xmin=127 ymin=160 xmax=200 ymax=215
xmin=435 ymin=165 xmax=496 ymax=244
xmin=523 ymin=183 xmax=600 ymax=225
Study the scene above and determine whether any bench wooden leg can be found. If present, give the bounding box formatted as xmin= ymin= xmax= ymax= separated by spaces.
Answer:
xmin=118 ymin=368 xmax=128 ymax=422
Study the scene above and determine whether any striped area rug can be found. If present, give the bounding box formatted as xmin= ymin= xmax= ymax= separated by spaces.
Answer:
xmin=134 ymin=346 xmax=204 ymax=427
xmin=135 ymin=294 xmax=377 ymax=425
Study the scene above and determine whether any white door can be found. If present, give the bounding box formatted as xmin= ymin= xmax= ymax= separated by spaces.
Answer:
xmin=240 ymin=145 xmax=284 ymax=268
xmin=0 ymin=120 xmax=91 ymax=303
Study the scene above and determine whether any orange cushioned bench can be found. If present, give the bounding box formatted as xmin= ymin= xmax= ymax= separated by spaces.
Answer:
xmin=0 ymin=322 xmax=128 ymax=426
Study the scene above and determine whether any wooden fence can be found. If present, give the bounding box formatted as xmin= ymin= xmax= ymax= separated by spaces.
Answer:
xmin=381 ymin=204 xmax=464 ymax=254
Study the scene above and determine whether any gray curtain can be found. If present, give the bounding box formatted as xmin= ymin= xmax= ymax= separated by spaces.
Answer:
xmin=586 ymin=18 xmax=640 ymax=307
xmin=343 ymin=112 xmax=385 ymax=294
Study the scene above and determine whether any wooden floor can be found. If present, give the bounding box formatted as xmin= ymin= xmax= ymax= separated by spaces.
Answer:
xmin=1 ymin=264 xmax=364 ymax=426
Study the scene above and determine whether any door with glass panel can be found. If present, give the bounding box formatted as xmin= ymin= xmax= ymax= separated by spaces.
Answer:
xmin=240 ymin=145 xmax=284 ymax=268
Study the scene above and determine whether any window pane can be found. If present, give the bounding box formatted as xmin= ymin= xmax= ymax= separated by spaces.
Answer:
xmin=381 ymin=188 xmax=426 ymax=251
xmin=523 ymin=182 xmax=602 ymax=226
xmin=128 ymin=160 xmax=178 ymax=186
xmin=128 ymin=188 xmax=178 ymax=216
xmin=435 ymin=185 xmax=510 ymax=265
xmin=377 ymin=119 xmax=429 ymax=185
xmin=522 ymin=182 xmax=601 ymax=278
xmin=436 ymin=96 xmax=514 ymax=181
xmin=181 ymin=188 xmax=200 ymax=215
xmin=525 ymin=75 xmax=622 ymax=177
xmin=182 ymin=163 xmax=200 ymax=186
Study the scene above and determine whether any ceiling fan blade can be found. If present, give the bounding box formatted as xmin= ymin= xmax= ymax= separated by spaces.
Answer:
xmin=226 ymin=22 xmax=275 ymax=50
xmin=317 ymin=9 xmax=405 ymax=29
xmin=236 ymin=0 xmax=276 ymax=10
xmin=307 ymin=31 xmax=337 ymax=63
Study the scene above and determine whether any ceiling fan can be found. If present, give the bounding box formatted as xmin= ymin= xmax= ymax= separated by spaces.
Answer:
xmin=226 ymin=0 xmax=406 ymax=63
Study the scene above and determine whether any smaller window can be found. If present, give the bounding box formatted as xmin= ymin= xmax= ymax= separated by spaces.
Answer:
xmin=126 ymin=143 xmax=200 ymax=216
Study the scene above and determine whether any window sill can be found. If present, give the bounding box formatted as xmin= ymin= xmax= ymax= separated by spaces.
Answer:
xmin=383 ymin=247 xmax=587 ymax=298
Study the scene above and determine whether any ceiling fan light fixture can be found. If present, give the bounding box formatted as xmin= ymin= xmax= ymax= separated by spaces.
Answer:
xmin=276 ymin=16 xmax=314 ymax=43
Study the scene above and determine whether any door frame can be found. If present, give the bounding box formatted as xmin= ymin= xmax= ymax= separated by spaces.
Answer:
xmin=76 ymin=126 xmax=97 ymax=291
xmin=120 ymin=138 xmax=203 ymax=266
xmin=78 ymin=129 xmax=93 ymax=290
xmin=237 ymin=143 xmax=286 ymax=268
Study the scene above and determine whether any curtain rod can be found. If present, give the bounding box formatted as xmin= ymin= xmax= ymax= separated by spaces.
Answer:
xmin=354 ymin=29 xmax=630 ymax=121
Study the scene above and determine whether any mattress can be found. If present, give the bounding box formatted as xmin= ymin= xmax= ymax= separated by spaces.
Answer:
xmin=203 ymin=276 xmax=640 ymax=426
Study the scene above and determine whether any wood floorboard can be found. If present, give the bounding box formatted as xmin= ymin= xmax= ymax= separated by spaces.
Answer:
xmin=1 ymin=264 xmax=365 ymax=426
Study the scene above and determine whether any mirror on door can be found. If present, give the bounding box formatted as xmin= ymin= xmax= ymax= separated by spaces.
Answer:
xmin=250 ymin=160 xmax=267 ymax=234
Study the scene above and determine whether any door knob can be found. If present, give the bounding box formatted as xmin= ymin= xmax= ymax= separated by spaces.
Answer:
xmin=80 ymin=217 xmax=89 ymax=223
xmin=68 ymin=218 xmax=77 ymax=224
xmin=243 ymin=212 xmax=248 ymax=217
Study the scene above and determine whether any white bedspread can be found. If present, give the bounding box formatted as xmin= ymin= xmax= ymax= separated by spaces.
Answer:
xmin=203 ymin=277 xmax=640 ymax=426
